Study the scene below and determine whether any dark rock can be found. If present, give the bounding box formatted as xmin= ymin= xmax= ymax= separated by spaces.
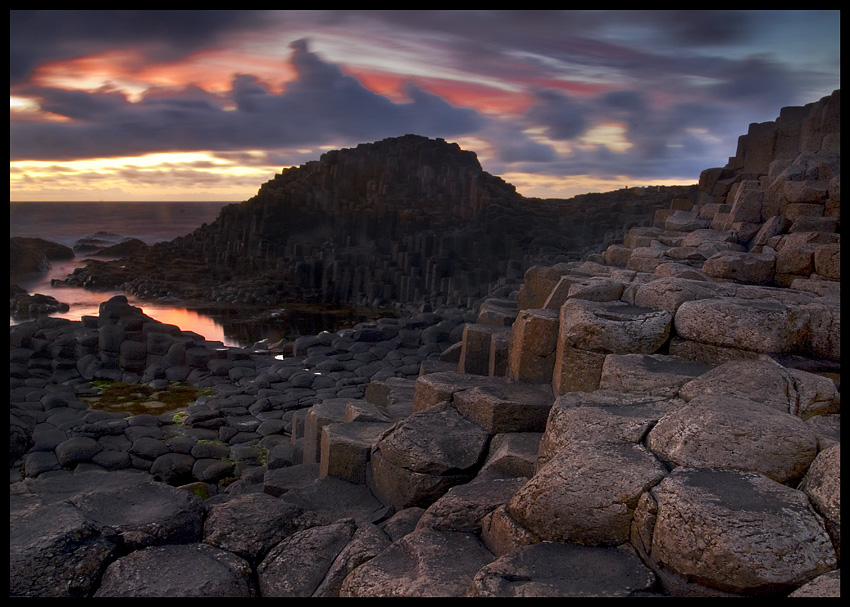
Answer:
xmin=94 ymin=543 xmax=255 ymax=597
xmin=10 ymin=237 xmax=74 ymax=274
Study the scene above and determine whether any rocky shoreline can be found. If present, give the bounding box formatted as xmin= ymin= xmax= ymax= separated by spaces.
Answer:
xmin=10 ymin=90 xmax=840 ymax=597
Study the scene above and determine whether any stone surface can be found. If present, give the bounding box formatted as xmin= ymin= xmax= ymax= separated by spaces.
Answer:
xmin=257 ymin=520 xmax=357 ymax=597
xmin=799 ymin=443 xmax=841 ymax=561
xmin=647 ymin=395 xmax=819 ymax=483
xmin=95 ymin=543 xmax=255 ymax=597
xmin=339 ymin=527 xmax=495 ymax=597
xmin=469 ymin=542 xmax=656 ymax=597
xmin=202 ymin=492 xmax=304 ymax=565
xmin=508 ymin=441 xmax=668 ymax=547
xmin=634 ymin=468 xmax=837 ymax=596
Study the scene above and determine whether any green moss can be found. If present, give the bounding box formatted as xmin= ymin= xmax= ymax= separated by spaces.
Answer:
xmin=81 ymin=380 xmax=210 ymax=416
xmin=190 ymin=485 xmax=210 ymax=500
xmin=172 ymin=411 xmax=189 ymax=425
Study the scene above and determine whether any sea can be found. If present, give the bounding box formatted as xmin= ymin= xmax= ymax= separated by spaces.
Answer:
xmin=10 ymin=200 xmax=244 ymax=345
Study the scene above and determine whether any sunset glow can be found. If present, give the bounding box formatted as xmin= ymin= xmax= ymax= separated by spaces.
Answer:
xmin=10 ymin=152 xmax=277 ymax=201
xmin=10 ymin=10 xmax=840 ymax=202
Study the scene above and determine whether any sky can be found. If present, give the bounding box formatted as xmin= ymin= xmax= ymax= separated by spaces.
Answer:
xmin=9 ymin=10 xmax=841 ymax=202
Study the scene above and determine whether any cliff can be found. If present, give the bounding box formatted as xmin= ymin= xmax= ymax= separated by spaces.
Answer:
xmin=61 ymin=134 xmax=696 ymax=309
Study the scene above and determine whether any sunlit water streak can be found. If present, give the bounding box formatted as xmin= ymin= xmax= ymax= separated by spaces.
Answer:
xmin=10 ymin=201 xmax=242 ymax=345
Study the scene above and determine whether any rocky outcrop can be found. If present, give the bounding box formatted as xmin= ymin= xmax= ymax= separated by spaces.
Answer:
xmin=10 ymin=91 xmax=840 ymax=597
xmin=59 ymin=135 xmax=695 ymax=309
xmin=10 ymin=284 xmax=70 ymax=319
xmin=10 ymin=237 xmax=74 ymax=274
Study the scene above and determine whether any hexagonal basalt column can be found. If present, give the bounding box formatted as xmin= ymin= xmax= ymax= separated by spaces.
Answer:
xmin=552 ymin=300 xmax=672 ymax=396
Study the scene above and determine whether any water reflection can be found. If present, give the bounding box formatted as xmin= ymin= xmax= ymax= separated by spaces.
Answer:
xmin=11 ymin=262 xmax=392 ymax=348
xmin=10 ymin=261 xmax=240 ymax=346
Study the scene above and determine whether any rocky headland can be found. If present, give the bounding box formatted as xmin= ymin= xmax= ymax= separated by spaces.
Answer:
xmin=55 ymin=134 xmax=696 ymax=313
xmin=9 ymin=90 xmax=840 ymax=597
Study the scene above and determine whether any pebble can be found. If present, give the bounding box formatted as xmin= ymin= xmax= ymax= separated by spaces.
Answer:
xmin=9 ymin=305 xmax=470 ymax=495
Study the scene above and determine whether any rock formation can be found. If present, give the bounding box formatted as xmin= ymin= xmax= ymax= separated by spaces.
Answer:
xmin=10 ymin=90 xmax=840 ymax=598
xmin=58 ymin=134 xmax=696 ymax=309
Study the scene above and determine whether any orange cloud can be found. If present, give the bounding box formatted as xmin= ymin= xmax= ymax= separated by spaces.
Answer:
xmin=30 ymin=47 xmax=297 ymax=98
xmin=344 ymin=66 xmax=534 ymax=116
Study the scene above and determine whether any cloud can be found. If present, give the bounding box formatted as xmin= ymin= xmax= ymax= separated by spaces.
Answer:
xmin=10 ymin=39 xmax=487 ymax=161
xmin=10 ymin=10 xmax=272 ymax=85
xmin=524 ymin=89 xmax=591 ymax=140
xmin=9 ymin=10 xmax=841 ymax=196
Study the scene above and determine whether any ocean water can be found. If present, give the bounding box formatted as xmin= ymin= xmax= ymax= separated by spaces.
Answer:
xmin=10 ymin=200 xmax=242 ymax=345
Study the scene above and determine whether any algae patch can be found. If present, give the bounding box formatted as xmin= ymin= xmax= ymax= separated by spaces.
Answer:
xmin=81 ymin=381 xmax=211 ymax=416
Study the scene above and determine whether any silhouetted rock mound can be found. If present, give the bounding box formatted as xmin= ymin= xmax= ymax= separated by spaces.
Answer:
xmin=59 ymin=134 xmax=695 ymax=309
xmin=10 ymin=236 xmax=74 ymax=274
xmin=10 ymin=284 xmax=70 ymax=319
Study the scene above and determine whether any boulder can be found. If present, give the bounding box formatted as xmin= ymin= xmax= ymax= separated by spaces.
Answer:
xmin=68 ymin=475 xmax=205 ymax=550
xmin=257 ymin=520 xmax=357 ymax=597
xmin=677 ymin=358 xmax=839 ymax=419
xmin=479 ymin=504 xmax=541 ymax=557
xmin=508 ymin=441 xmax=667 ymax=547
xmin=451 ymin=379 xmax=554 ymax=433
xmin=202 ymin=492 xmax=304 ymax=565
xmin=411 ymin=371 xmax=491 ymax=413
xmin=416 ymin=472 xmax=528 ymax=534
xmin=320 ymin=421 xmax=393 ymax=483
xmin=632 ymin=276 xmax=731 ymax=314
xmin=799 ymin=443 xmax=841 ymax=561
xmin=518 ymin=265 xmax=570 ymax=310
xmin=94 ymin=543 xmax=255 ymax=597
xmin=647 ymin=395 xmax=819 ymax=483
xmin=632 ymin=468 xmax=837 ymax=596
xmin=480 ymin=432 xmax=541 ymax=478
xmin=557 ymin=300 xmax=672 ymax=355
xmin=459 ymin=323 xmax=511 ymax=376
xmin=312 ymin=523 xmax=393 ymax=597
xmin=787 ymin=570 xmax=841 ymax=598
xmin=339 ymin=527 xmax=495 ymax=597
xmin=537 ymin=391 xmax=679 ymax=466
xmin=674 ymin=297 xmax=807 ymax=356
xmin=10 ymin=497 xmax=120 ymax=597
xmin=702 ymin=250 xmax=776 ymax=284
xmin=507 ymin=308 xmax=559 ymax=383
xmin=278 ymin=476 xmax=388 ymax=526
xmin=368 ymin=402 xmax=490 ymax=509
xmin=302 ymin=398 xmax=349 ymax=464
xmin=553 ymin=300 xmax=672 ymax=395
xmin=598 ymin=353 xmax=711 ymax=397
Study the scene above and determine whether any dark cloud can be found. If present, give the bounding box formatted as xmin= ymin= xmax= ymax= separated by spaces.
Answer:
xmin=10 ymin=10 xmax=271 ymax=85
xmin=10 ymin=40 xmax=485 ymax=161
xmin=524 ymin=90 xmax=590 ymax=141
xmin=9 ymin=10 xmax=841 ymax=191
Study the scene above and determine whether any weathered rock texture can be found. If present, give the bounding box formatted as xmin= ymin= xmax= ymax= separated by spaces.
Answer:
xmin=10 ymin=90 xmax=840 ymax=598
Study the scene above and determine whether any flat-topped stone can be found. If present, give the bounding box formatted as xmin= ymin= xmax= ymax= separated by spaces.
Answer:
xmin=320 ymin=421 xmax=394 ymax=484
xmin=634 ymin=468 xmax=837 ymax=596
